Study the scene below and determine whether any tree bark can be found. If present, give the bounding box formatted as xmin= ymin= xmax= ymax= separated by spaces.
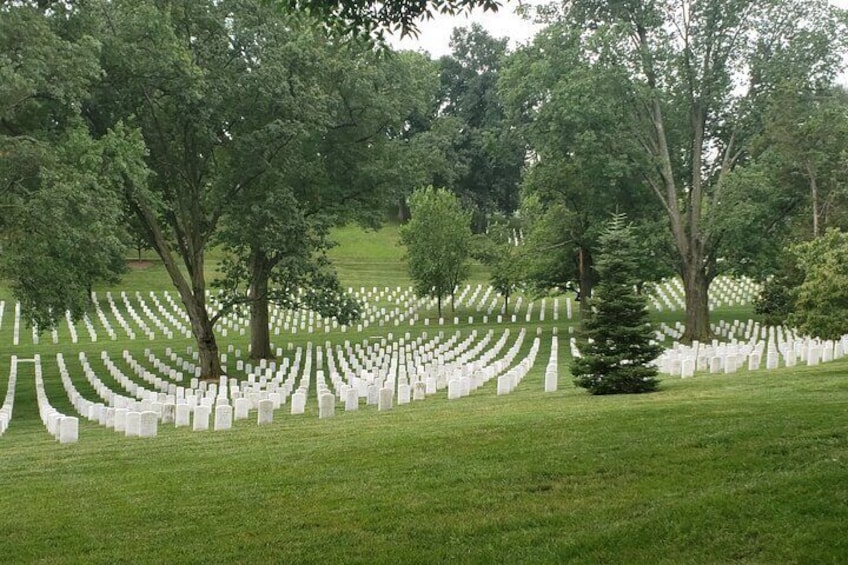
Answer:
xmin=807 ymin=162 xmax=819 ymax=238
xmin=189 ymin=302 xmax=222 ymax=379
xmin=577 ymin=246 xmax=594 ymax=324
xmin=681 ymin=264 xmax=712 ymax=343
xmin=131 ymin=199 xmax=222 ymax=379
xmin=249 ymin=252 xmax=273 ymax=360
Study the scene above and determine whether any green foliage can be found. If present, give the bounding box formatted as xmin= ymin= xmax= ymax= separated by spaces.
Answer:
xmin=519 ymin=0 xmax=848 ymax=341
xmin=287 ymin=0 xmax=500 ymax=43
xmin=0 ymin=126 xmax=135 ymax=330
xmin=788 ymin=229 xmax=848 ymax=340
xmin=470 ymin=216 xmax=524 ymax=310
xmin=437 ymin=24 xmax=524 ymax=226
xmin=753 ymin=255 xmax=804 ymax=326
xmin=399 ymin=186 xmax=472 ymax=316
xmin=0 ymin=6 xmax=138 ymax=329
xmin=571 ymin=215 xmax=664 ymax=395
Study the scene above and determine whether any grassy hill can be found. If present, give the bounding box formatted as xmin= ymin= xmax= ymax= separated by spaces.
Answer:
xmin=0 ymin=225 xmax=846 ymax=563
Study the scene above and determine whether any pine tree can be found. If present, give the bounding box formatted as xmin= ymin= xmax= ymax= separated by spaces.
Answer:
xmin=571 ymin=214 xmax=663 ymax=395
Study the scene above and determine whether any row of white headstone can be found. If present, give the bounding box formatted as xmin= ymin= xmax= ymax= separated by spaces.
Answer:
xmin=56 ymin=353 xmax=280 ymax=436
xmin=9 ymin=283 xmax=575 ymax=347
xmin=656 ymin=330 xmax=848 ymax=378
xmin=0 ymin=355 xmax=15 ymax=436
xmin=648 ymin=276 xmax=761 ymax=312
xmin=38 ymin=326 xmax=556 ymax=438
xmin=32 ymin=355 xmax=79 ymax=443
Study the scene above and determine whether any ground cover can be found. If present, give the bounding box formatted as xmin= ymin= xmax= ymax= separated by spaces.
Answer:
xmin=0 ymin=224 xmax=845 ymax=563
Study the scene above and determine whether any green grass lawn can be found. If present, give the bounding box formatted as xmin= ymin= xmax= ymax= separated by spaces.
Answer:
xmin=1 ymin=225 xmax=846 ymax=563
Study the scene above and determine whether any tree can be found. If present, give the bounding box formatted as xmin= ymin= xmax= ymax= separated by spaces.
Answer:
xmin=787 ymin=229 xmax=848 ymax=340
xmin=82 ymin=0 xmax=357 ymax=377
xmin=399 ymin=186 xmax=472 ymax=318
xmin=437 ymin=24 xmax=525 ymax=229
xmin=757 ymin=85 xmax=848 ymax=238
xmin=500 ymin=25 xmax=672 ymax=319
xmin=571 ymin=214 xmax=664 ymax=395
xmin=536 ymin=0 xmax=847 ymax=341
xmin=286 ymin=0 xmax=500 ymax=41
xmin=470 ymin=216 xmax=524 ymax=312
xmin=0 ymin=3 xmax=132 ymax=330
xmin=211 ymin=32 xmax=435 ymax=360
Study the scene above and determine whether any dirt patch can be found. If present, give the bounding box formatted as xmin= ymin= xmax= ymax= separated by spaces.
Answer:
xmin=127 ymin=260 xmax=156 ymax=270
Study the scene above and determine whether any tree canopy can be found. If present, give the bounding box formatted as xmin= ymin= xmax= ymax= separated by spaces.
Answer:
xmin=400 ymin=186 xmax=473 ymax=318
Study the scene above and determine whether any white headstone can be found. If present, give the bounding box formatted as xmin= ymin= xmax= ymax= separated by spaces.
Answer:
xmin=447 ymin=379 xmax=462 ymax=400
xmin=214 ymin=404 xmax=233 ymax=431
xmin=497 ymin=374 xmax=512 ymax=395
xmin=193 ymin=404 xmax=211 ymax=431
xmin=681 ymin=358 xmax=695 ymax=378
xmin=291 ymin=391 xmax=307 ymax=415
xmin=114 ymin=408 xmax=128 ymax=432
xmin=175 ymin=404 xmax=191 ymax=427
xmin=139 ymin=411 xmax=158 ymax=437
xmin=125 ymin=411 xmax=141 ymax=437
xmin=319 ymin=393 xmax=335 ymax=419
xmin=161 ymin=403 xmax=176 ymax=425
xmin=257 ymin=399 xmax=274 ymax=425
xmin=544 ymin=371 xmax=557 ymax=392
xmin=344 ymin=388 xmax=359 ymax=411
xmin=378 ymin=387 xmax=393 ymax=411
xmin=366 ymin=384 xmax=379 ymax=405
xmin=234 ymin=397 xmax=250 ymax=420
xmin=397 ymin=384 xmax=411 ymax=405
xmin=413 ymin=381 xmax=426 ymax=401
xmin=709 ymin=356 xmax=722 ymax=374
xmin=58 ymin=417 xmax=79 ymax=444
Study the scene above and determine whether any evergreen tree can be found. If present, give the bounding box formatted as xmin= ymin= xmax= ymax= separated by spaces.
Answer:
xmin=571 ymin=214 xmax=663 ymax=395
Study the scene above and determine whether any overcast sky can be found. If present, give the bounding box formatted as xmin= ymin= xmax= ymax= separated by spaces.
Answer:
xmin=388 ymin=0 xmax=848 ymax=61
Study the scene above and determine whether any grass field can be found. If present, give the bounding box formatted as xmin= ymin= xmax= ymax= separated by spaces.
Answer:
xmin=1 ymin=224 xmax=847 ymax=563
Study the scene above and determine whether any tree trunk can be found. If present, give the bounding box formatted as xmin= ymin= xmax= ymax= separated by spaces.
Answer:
xmin=577 ymin=246 xmax=594 ymax=324
xmin=398 ymin=198 xmax=411 ymax=222
xmin=681 ymin=265 xmax=712 ymax=343
xmin=249 ymin=261 xmax=273 ymax=360
xmin=437 ymin=295 xmax=442 ymax=319
xmin=130 ymin=200 xmax=222 ymax=379
xmin=194 ymin=310 xmax=222 ymax=379
xmin=808 ymin=162 xmax=820 ymax=238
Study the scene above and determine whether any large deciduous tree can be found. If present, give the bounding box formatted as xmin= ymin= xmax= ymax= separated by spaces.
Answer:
xmin=500 ymin=24 xmax=671 ymax=319
xmin=0 ymin=3 xmax=133 ymax=330
xmin=84 ymin=0 xmax=366 ymax=377
xmin=530 ymin=0 xmax=847 ymax=341
xmin=437 ymin=24 xmax=525 ymax=229
xmin=215 ymin=46 xmax=436 ymax=360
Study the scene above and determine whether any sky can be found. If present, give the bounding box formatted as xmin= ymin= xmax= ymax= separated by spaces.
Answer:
xmin=388 ymin=0 xmax=848 ymax=61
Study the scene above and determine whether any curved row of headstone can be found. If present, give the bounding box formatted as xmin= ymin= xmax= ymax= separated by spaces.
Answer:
xmin=32 ymin=355 xmax=79 ymax=443
xmin=20 ymin=325 xmax=558 ymax=444
xmin=656 ymin=323 xmax=848 ymax=378
xmin=63 ymin=353 xmax=283 ymax=435
xmin=648 ymin=276 xmax=761 ymax=312
xmin=496 ymin=334 xmax=540 ymax=395
xmin=0 ymin=356 xmax=17 ymax=436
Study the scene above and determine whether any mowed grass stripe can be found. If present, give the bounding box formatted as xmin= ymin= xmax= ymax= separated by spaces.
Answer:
xmin=1 ymin=224 xmax=846 ymax=562
xmin=0 ymin=365 xmax=847 ymax=562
